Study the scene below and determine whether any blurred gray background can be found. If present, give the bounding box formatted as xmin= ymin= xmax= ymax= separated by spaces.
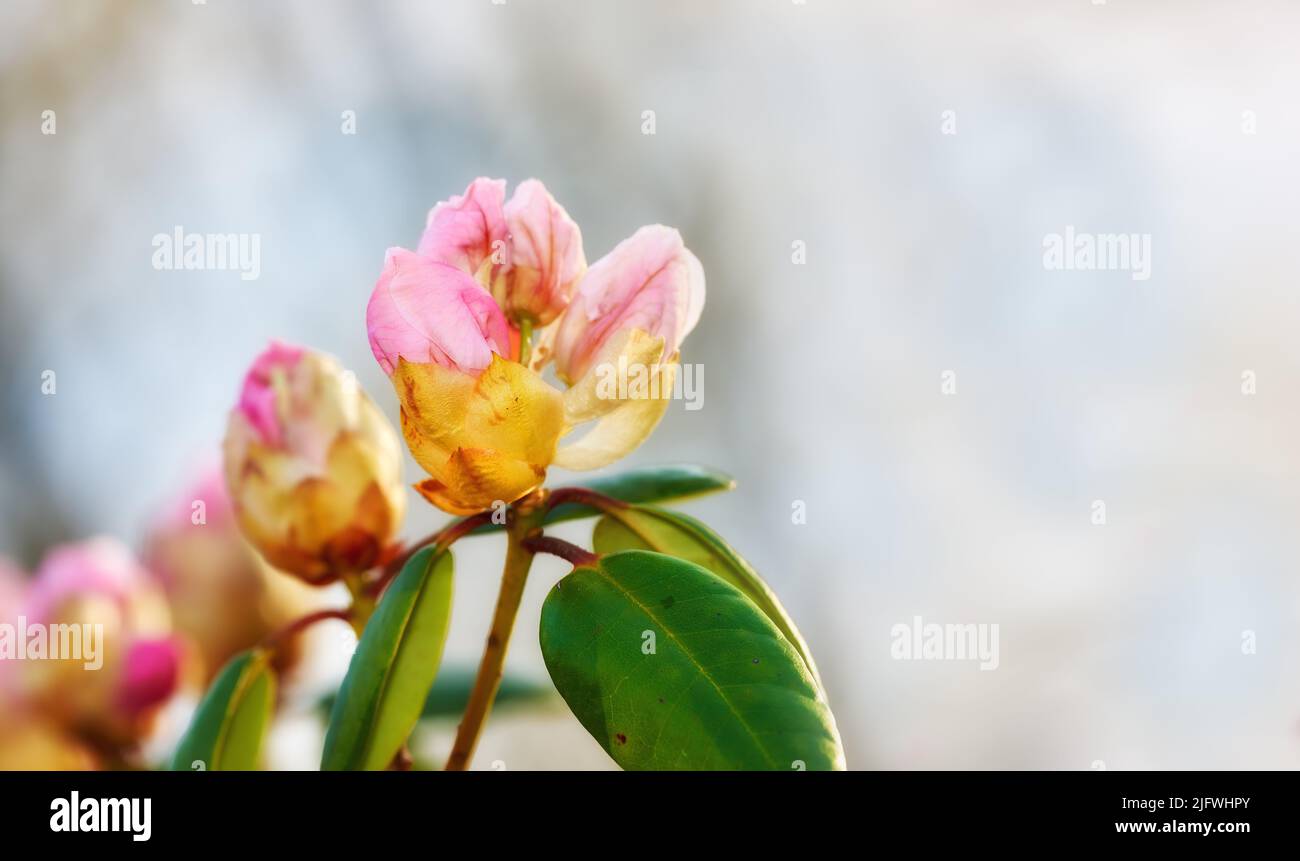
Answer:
xmin=3 ymin=0 xmax=1300 ymax=768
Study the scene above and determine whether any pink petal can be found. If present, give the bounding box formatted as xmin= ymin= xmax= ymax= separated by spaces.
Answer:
xmin=501 ymin=179 xmax=585 ymax=323
xmin=236 ymin=341 xmax=305 ymax=447
xmin=552 ymin=225 xmax=705 ymax=382
xmin=367 ymin=248 xmax=512 ymax=375
xmin=417 ymin=177 xmax=508 ymax=276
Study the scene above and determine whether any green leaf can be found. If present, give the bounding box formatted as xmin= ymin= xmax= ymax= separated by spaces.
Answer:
xmin=592 ymin=506 xmax=824 ymax=692
xmin=471 ymin=464 xmax=736 ymax=535
xmin=321 ymin=546 xmax=454 ymax=770
xmin=171 ymin=649 xmax=276 ymax=771
xmin=540 ymin=550 xmax=844 ymax=770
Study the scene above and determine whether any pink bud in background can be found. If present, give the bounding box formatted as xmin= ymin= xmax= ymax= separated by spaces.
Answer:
xmin=146 ymin=465 xmax=319 ymax=682
xmin=367 ymin=248 xmax=514 ymax=375
xmin=23 ymin=537 xmax=154 ymax=626
xmin=149 ymin=465 xmax=235 ymax=537
xmin=551 ymin=225 xmax=705 ymax=384
xmin=18 ymin=537 xmax=179 ymax=747
xmin=498 ymin=179 xmax=586 ymax=325
xmin=417 ymin=177 xmax=508 ymax=279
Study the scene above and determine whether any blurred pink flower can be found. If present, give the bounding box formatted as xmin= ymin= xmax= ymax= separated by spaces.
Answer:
xmin=19 ymin=537 xmax=179 ymax=746
xmin=23 ymin=537 xmax=151 ymax=625
xmin=146 ymin=465 xmax=318 ymax=681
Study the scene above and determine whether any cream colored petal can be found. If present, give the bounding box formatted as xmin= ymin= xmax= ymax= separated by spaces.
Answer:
xmin=553 ymin=360 xmax=677 ymax=471
xmin=560 ymin=328 xmax=667 ymax=426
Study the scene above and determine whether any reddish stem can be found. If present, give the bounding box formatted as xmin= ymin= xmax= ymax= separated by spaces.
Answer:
xmin=366 ymin=510 xmax=496 ymax=597
xmin=262 ymin=608 xmax=352 ymax=652
xmin=545 ymin=486 xmax=628 ymax=513
xmin=521 ymin=535 xmax=599 ymax=568
xmin=296 ymin=570 xmax=342 ymax=588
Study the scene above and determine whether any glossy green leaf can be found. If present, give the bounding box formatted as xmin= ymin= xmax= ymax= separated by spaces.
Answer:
xmin=470 ymin=463 xmax=735 ymax=535
xmin=171 ymin=649 xmax=276 ymax=771
xmin=540 ymin=550 xmax=844 ymax=770
xmin=321 ymin=546 xmax=454 ymax=770
xmin=592 ymin=506 xmax=824 ymax=692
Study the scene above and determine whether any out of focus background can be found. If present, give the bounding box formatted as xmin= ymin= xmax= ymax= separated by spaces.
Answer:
xmin=3 ymin=0 xmax=1300 ymax=769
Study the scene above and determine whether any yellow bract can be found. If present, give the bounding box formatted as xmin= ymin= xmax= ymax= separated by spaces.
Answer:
xmin=394 ymin=330 xmax=680 ymax=515
xmin=393 ymin=355 xmax=566 ymax=515
xmin=553 ymin=329 xmax=676 ymax=471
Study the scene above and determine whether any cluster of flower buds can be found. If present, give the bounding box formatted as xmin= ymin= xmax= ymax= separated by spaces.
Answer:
xmin=366 ymin=177 xmax=705 ymax=513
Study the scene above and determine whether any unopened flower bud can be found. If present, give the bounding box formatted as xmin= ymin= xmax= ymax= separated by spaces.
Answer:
xmin=223 ymin=343 xmax=406 ymax=581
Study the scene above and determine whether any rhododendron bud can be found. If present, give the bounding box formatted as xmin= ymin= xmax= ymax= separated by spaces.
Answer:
xmin=497 ymin=179 xmax=586 ymax=326
xmin=551 ymin=224 xmax=705 ymax=385
xmin=145 ymin=467 xmax=318 ymax=681
xmin=368 ymin=184 xmax=709 ymax=513
xmin=367 ymin=249 xmax=513 ymax=375
xmin=223 ymin=343 xmax=406 ymax=581
xmin=17 ymin=537 xmax=181 ymax=747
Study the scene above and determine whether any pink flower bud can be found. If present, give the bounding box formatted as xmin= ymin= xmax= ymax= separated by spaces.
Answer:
xmin=551 ymin=225 xmax=705 ymax=384
xmin=498 ymin=179 xmax=586 ymax=325
xmin=367 ymin=248 xmax=513 ymax=375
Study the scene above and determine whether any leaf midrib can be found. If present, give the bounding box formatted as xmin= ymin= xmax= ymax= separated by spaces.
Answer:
xmin=214 ymin=653 xmax=265 ymax=769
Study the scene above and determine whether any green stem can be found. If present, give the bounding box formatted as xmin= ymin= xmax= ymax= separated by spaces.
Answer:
xmin=261 ymin=608 xmax=352 ymax=653
xmin=518 ymin=318 xmax=534 ymax=367
xmin=367 ymin=510 xmax=494 ymax=598
xmin=444 ymin=497 xmax=548 ymax=770
xmin=343 ymin=574 xmax=377 ymax=639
